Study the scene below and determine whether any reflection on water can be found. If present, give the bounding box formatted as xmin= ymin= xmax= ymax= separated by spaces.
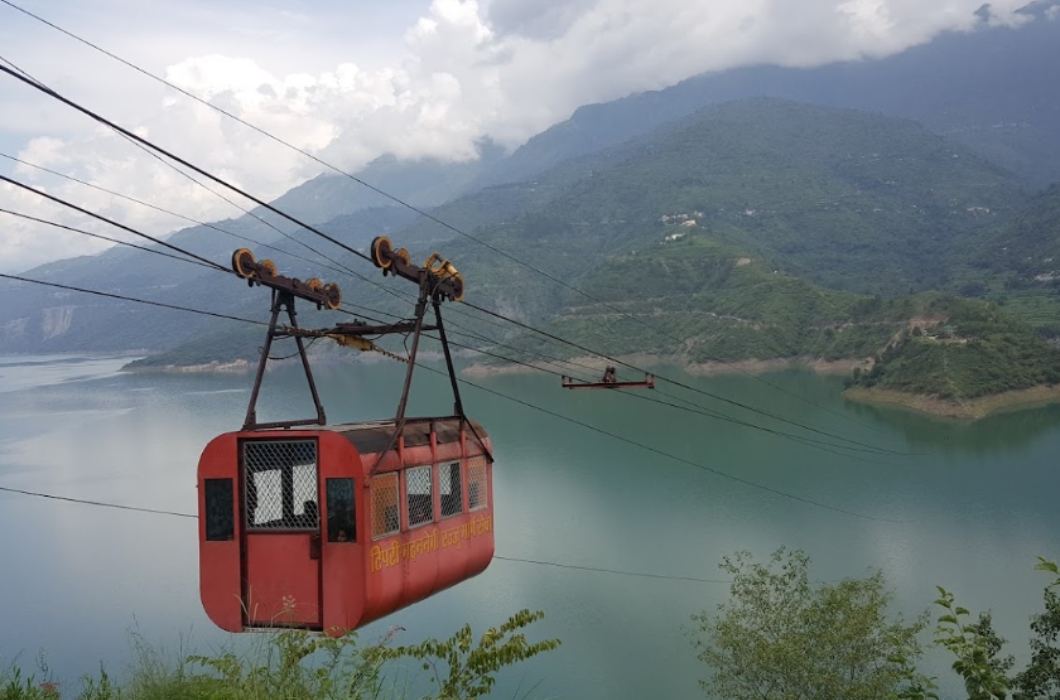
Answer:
xmin=0 ymin=354 xmax=135 ymax=394
xmin=1 ymin=356 xmax=1059 ymax=699
xmin=844 ymin=393 xmax=1060 ymax=455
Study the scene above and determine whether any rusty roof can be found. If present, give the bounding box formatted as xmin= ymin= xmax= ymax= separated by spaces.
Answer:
xmin=323 ymin=416 xmax=488 ymax=455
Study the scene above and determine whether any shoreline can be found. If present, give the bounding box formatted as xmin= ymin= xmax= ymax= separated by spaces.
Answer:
xmin=462 ymin=354 xmax=872 ymax=378
xmin=122 ymin=359 xmax=254 ymax=374
xmin=843 ymin=384 xmax=1060 ymax=419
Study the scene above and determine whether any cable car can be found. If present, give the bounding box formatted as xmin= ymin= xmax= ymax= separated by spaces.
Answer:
xmin=561 ymin=366 xmax=655 ymax=390
xmin=197 ymin=242 xmax=493 ymax=635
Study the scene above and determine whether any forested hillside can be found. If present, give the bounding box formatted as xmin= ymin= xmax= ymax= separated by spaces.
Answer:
xmin=5 ymin=97 xmax=1060 ymax=408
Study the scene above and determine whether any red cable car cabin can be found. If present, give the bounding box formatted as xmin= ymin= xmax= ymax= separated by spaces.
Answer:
xmin=198 ymin=243 xmax=493 ymax=635
xmin=198 ymin=418 xmax=493 ymax=634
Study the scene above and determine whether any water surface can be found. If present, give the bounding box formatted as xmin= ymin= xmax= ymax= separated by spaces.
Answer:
xmin=2 ymin=354 xmax=1059 ymax=698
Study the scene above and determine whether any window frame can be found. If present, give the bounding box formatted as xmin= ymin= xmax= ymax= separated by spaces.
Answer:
xmin=467 ymin=458 xmax=489 ymax=512
xmin=325 ymin=477 xmax=356 ymax=543
xmin=241 ymin=439 xmax=320 ymax=532
xmin=405 ymin=464 xmax=435 ymax=529
xmin=370 ymin=472 xmax=401 ymax=541
xmin=204 ymin=478 xmax=235 ymax=541
xmin=439 ymin=461 xmax=463 ymax=519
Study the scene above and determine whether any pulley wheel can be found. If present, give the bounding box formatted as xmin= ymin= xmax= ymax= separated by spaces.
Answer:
xmin=371 ymin=236 xmax=393 ymax=269
xmin=232 ymin=248 xmax=256 ymax=278
xmin=322 ymin=283 xmax=342 ymax=310
xmin=450 ymin=272 xmax=465 ymax=302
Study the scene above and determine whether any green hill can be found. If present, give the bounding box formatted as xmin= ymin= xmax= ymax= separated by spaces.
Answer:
xmin=442 ymin=98 xmax=1025 ymax=308
xmin=12 ymin=98 xmax=1060 ymax=414
xmin=945 ymin=185 xmax=1060 ymax=336
xmin=847 ymin=300 xmax=1060 ymax=414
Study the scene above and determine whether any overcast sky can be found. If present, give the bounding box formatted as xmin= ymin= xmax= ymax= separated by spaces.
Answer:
xmin=0 ymin=0 xmax=1048 ymax=273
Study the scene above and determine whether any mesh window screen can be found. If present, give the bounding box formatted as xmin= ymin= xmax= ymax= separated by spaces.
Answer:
xmin=371 ymin=473 xmax=400 ymax=539
xmin=406 ymin=465 xmax=434 ymax=527
xmin=468 ymin=459 xmax=488 ymax=511
xmin=243 ymin=440 xmax=319 ymax=530
xmin=439 ymin=462 xmax=462 ymax=518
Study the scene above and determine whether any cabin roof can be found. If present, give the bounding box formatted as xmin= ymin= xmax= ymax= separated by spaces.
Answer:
xmin=320 ymin=416 xmax=488 ymax=455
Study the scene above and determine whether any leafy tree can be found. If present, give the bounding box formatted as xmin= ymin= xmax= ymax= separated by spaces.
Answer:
xmin=384 ymin=609 xmax=560 ymax=700
xmin=690 ymin=548 xmax=930 ymax=700
xmin=935 ymin=590 xmax=1013 ymax=700
xmin=1013 ymin=558 xmax=1060 ymax=699
xmin=934 ymin=557 xmax=1060 ymax=700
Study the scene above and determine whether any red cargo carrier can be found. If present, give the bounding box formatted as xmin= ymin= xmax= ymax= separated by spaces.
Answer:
xmin=198 ymin=418 xmax=493 ymax=634
xmin=197 ymin=243 xmax=493 ymax=635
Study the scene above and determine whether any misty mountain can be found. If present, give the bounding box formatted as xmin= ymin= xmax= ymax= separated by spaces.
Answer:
xmin=0 ymin=201 xmax=416 ymax=353
xmin=475 ymin=14 xmax=1060 ymax=189
xmin=10 ymin=97 xmax=1049 ymax=367
xmin=143 ymin=12 xmax=1060 ymax=273
xmin=231 ymin=14 xmax=1060 ymax=236
xmin=251 ymin=140 xmax=509 ymax=225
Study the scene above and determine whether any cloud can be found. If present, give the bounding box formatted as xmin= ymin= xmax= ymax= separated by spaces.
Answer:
xmin=0 ymin=0 xmax=1047 ymax=272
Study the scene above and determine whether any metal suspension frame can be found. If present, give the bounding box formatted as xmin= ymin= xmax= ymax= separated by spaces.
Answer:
xmin=366 ymin=272 xmax=493 ymax=477
xmin=232 ymin=241 xmax=491 ymax=469
xmin=243 ymin=289 xmax=327 ymax=430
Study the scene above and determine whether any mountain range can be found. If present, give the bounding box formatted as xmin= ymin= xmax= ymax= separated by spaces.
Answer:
xmin=2 ymin=13 xmax=1060 ymax=406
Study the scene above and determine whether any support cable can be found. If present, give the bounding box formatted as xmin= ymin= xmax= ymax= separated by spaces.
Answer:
xmin=1 ymin=173 xmax=227 ymax=272
xmin=460 ymin=301 xmax=916 ymax=457
xmin=0 ymin=208 xmax=219 ymax=271
xmin=0 ymin=484 xmax=732 ymax=583
xmin=416 ymin=363 xmax=908 ymax=522
xmin=1 ymin=151 xmax=373 ymax=282
xmin=0 ymin=63 xmax=373 ymax=267
xmin=431 ymin=332 xmax=905 ymax=462
xmin=0 ymin=272 xmax=268 ymax=326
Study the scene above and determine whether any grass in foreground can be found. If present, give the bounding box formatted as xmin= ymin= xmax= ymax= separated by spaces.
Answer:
xmin=1 ymin=610 xmax=558 ymax=700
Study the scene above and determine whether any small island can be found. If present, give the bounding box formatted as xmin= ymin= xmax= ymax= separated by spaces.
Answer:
xmin=843 ymin=302 xmax=1060 ymax=419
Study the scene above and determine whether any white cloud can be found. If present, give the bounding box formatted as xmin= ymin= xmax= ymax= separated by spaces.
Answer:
xmin=0 ymin=0 xmax=1046 ymax=272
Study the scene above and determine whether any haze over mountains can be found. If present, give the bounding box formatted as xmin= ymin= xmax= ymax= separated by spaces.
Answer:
xmin=2 ymin=14 xmax=1059 ymax=377
xmin=274 ymin=10 xmax=1060 ymax=222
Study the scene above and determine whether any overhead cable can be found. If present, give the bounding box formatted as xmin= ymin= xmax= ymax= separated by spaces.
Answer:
xmin=416 ymin=364 xmax=908 ymax=522
xmin=436 ymin=329 xmax=905 ymax=460
xmin=0 ymin=272 xmax=268 ymax=326
xmin=460 ymin=301 xmax=915 ymax=457
xmin=0 ymin=63 xmax=374 ymax=267
xmin=0 ymin=208 xmax=218 ymax=271
xmin=0 ymin=173 xmax=227 ymax=271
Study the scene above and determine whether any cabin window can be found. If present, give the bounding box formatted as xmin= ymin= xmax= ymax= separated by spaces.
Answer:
xmin=406 ymin=465 xmax=434 ymax=528
xmin=371 ymin=473 xmax=400 ymax=539
xmin=204 ymin=478 xmax=234 ymax=541
xmin=326 ymin=478 xmax=356 ymax=543
xmin=243 ymin=440 xmax=319 ymax=531
xmin=440 ymin=462 xmax=462 ymax=518
xmin=468 ymin=458 xmax=488 ymax=511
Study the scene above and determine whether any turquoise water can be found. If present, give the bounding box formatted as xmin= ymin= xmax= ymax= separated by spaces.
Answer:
xmin=2 ymin=353 xmax=1060 ymax=698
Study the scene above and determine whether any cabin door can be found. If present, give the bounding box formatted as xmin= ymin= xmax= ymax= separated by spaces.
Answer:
xmin=240 ymin=439 xmax=323 ymax=629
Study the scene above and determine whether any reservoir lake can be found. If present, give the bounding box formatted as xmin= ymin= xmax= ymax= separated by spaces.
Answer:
xmin=2 ymin=353 xmax=1060 ymax=698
